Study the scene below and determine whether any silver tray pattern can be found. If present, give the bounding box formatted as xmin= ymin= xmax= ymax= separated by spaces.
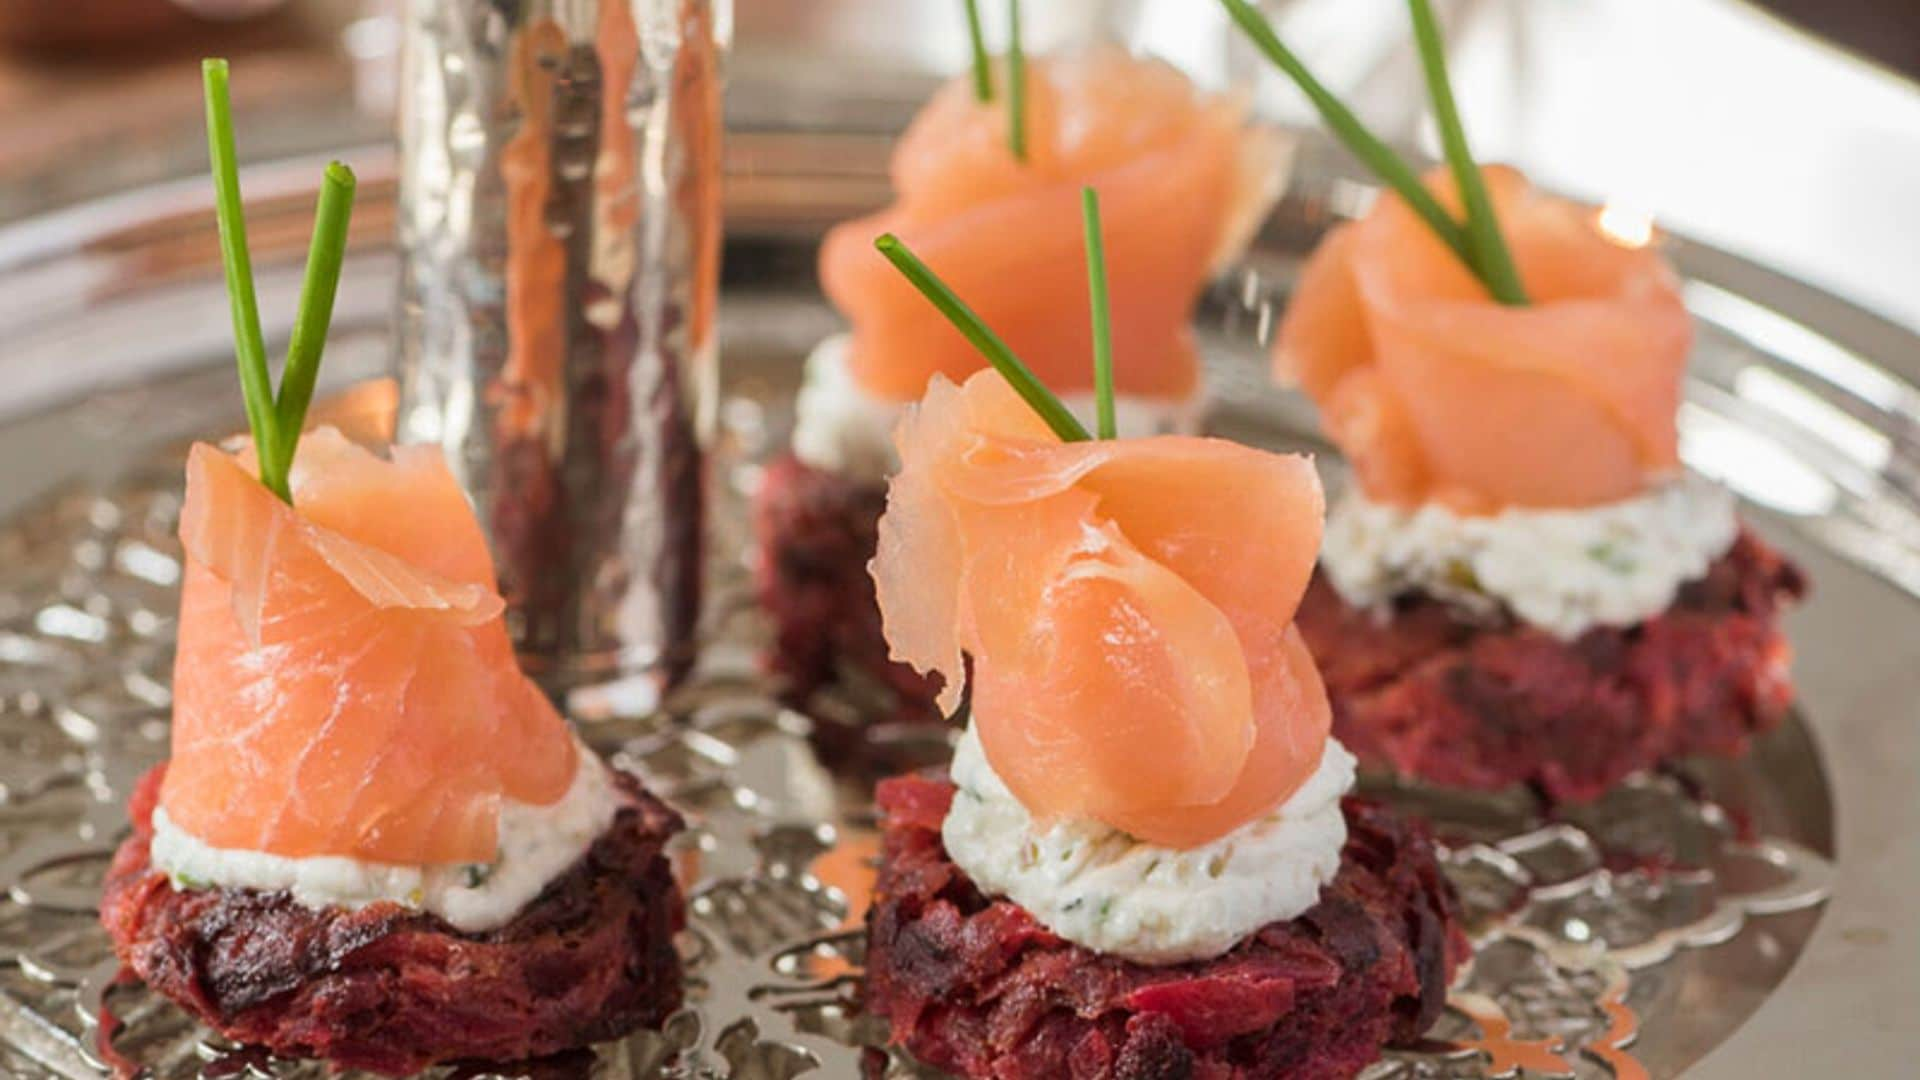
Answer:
xmin=2 ymin=130 xmax=1915 ymax=1077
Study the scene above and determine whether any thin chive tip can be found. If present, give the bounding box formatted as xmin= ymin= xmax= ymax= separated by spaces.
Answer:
xmin=1006 ymin=0 xmax=1026 ymax=162
xmin=962 ymin=0 xmax=993 ymax=102
xmin=872 ymin=231 xmax=1091 ymax=443
xmin=1080 ymin=186 xmax=1116 ymax=440
xmin=1217 ymin=0 xmax=1496 ymax=295
xmin=1405 ymin=0 xmax=1526 ymax=306
xmin=272 ymin=157 xmax=360 ymax=468
xmin=202 ymin=56 xmax=292 ymax=503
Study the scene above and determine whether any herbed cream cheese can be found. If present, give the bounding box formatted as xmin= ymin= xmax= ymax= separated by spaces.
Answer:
xmin=791 ymin=334 xmax=1206 ymax=481
xmin=150 ymin=739 xmax=623 ymax=933
xmin=1321 ymin=474 xmax=1740 ymax=640
xmin=942 ymin=724 xmax=1355 ymax=965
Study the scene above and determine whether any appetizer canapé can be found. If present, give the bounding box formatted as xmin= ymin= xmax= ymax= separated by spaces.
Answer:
xmin=756 ymin=10 xmax=1279 ymax=744
xmin=860 ymin=208 xmax=1462 ymax=1079
xmin=100 ymin=63 xmax=684 ymax=1077
xmin=1282 ymin=168 xmax=1803 ymax=799
xmin=1225 ymin=0 xmax=1805 ymax=800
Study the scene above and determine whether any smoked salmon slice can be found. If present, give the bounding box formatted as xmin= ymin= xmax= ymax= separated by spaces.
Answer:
xmin=821 ymin=45 xmax=1281 ymax=403
xmin=160 ymin=428 xmax=577 ymax=866
xmin=872 ymin=372 xmax=1329 ymax=849
xmin=1278 ymin=165 xmax=1691 ymax=512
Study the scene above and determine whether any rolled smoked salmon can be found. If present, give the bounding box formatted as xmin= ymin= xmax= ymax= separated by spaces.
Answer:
xmin=821 ymin=46 xmax=1281 ymax=403
xmin=1277 ymin=166 xmax=1691 ymax=512
xmin=160 ymin=428 xmax=577 ymax=866
xmin=870 ymin=372 xmax=1329 ymax=848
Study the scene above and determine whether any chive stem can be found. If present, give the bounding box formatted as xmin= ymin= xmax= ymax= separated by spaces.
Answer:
xmin=1007 ymin=0 xmax=1027 ymax=161
xmin=1215 ymin=0 xmax=1477 ymax=278
xmin=874 ymin=233 xmax=1090 ymax=442
xmin=1406 ymin=0 xmax=1526 ymax=305
xmin=963 ymin=0 xmax=994 ymax=102
xmin=202 ymin=58 xmax=288 ymax=503
xmin=274 ymin=161 xmax=359 ymax=465
xmin=1081 ymin=188 xmax=1116 ymax=440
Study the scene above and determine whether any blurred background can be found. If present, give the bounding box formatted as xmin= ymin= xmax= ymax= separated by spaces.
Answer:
xmin=1 ymin=0 xmax=1917 ymax=334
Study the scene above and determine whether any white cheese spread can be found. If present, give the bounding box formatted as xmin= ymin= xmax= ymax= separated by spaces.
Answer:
xmin=791 ymin=334 xmax=1206 ymax=480
xmin=942 ymin=723 xmax=1354 ymax=965
xmin=1320 ymin=474 xmax=1740 ymax=640
xmin=150 ymin=739 xmax=624 ymax=933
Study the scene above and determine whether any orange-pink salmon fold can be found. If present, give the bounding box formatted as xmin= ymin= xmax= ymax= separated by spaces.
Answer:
xmin=160 ymin=428 xmax=577 ymax=866
xmin=821 ymin=45 xmax=1281 ymax=404
xmin=1277 ymin=166 xmax=1692 ymax=513
xmin=871 ymin=372 xmax=1329 ymax=849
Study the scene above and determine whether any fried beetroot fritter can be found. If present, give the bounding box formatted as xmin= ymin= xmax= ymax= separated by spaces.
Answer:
xmin=101 ymin=766 xmax=684 ymax=1077
xmin=754 ymin=454 xmax=946 ymax=735
xmin=865 ymin=774 xmax=1465 ymax=1080
xmin=1298 ymin=529 xmax=1805 ymax=801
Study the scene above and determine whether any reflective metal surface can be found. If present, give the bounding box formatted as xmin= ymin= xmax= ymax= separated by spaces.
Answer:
xmin=395 ymin=0 xmax=726 ymax=691
xmin=0 ymin=130 xmax=1910 ymax=1077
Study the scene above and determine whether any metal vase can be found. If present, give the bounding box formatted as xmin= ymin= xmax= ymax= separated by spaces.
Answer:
xmin=395 ymin=0 xmax=725 ymax=694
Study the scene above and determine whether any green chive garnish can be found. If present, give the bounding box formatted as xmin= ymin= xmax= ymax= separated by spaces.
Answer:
xmin=1214 ymin=0 xmax=1478 ymax=284
xmin=203 ymin=58 xmax=286 ymax=501
xmin=274 ymin=162 xmax=359 ymax=466
xmin=963 ymin=0 xmax=993 ymax=102
xmin=202 ymin=59 xmax=358 ymax=505
xmin=1006 ymin=0 xmax=1027 ymax=162
xmin=1406 ymin=0 xmax=1526 ymax=306
xmin=1081 ymin=187 xmax=1116 ymax=440
xmin=874 ymin=233 xmax=1090 ymax=442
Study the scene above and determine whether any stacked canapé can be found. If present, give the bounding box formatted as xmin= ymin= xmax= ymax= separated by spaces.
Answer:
xmin=854 ymin=151 xmax=1465 ymax=1074
xmin=1219 ymin=0 xmax=1807 ymax=800
xmin=101 ymin=63 xmax=685 ymax=1077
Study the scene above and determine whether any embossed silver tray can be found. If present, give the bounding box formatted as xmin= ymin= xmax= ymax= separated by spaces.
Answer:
xmin=0 ymin=127 xmax=1913 ymax=1079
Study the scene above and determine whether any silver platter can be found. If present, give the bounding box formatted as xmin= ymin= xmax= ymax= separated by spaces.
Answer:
xmin=0 ymin=128 xmax=1911 ymax=1078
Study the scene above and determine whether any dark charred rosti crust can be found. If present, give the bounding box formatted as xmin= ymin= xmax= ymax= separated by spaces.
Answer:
xmin=753 ymin=454 xmax=946 ymax=738
xmin=1297 ymin=529 xmax=1806 ymax=802
xmin=865 ymin=775 xmax=1466 ymax=1080
xmin=100 ymin=765 xmax=685 ymax=1077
